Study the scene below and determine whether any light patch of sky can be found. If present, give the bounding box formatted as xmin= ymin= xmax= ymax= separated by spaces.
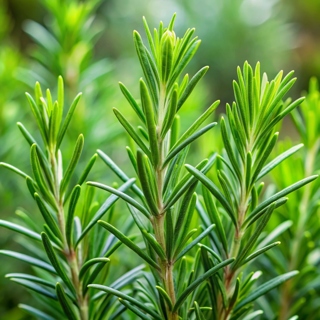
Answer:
xmin=240 ymin=0 xmax=278 ymax=26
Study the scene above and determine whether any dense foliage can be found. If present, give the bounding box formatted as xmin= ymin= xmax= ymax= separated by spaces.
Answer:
xmin=1 ymin=2 xmax=320 ymax=320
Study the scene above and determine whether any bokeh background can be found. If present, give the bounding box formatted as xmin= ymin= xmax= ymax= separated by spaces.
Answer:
xmin=0 ymin=0 xmax=319 ymax=318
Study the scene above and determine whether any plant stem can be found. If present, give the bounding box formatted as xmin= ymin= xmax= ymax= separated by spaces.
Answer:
xmin=151 ymin=84 xmax=178 ymax=320
xmin=50 ymin=149 xmax=88 ymax=320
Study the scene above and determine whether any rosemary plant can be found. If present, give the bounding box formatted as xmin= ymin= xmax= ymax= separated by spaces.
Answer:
xmin=187 ymin=62 xmax=318 ymax=319
xmin=0 ymin=78 xmax=140 ymax=319
xmin=87 ymin=15 xmax=233 ymax=320
xmin=1 ymin=12 xmax=319 ymax=320
xmin=263 ymin=78 xmax=320 ymax=319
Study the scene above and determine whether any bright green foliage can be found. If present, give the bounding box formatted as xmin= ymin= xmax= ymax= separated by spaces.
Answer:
xmin=261 ymin=78 xmax=320 ymax=319
xmin=88 ymin=15 xmax=223 ymax=320
xmin=0 ymin=13 xmax=319 ymax=320
xmin=186 ymin=62 xmax=318 ymax=319
xmin=20 ymin=0 xmax=107 ymax=90
xmin=0 ymin=78 xmax=141 ymax=319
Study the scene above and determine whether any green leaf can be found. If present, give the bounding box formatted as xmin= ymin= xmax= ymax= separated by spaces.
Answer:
xmin=234 ymin=271 xmax=299 ymax=311
xmin=241 ymin=241 xmax=280 ymax=266
xmin=257 ymin=144 xmax=303 ymax=180
xmin=10 ymin=278 xmax=56 ymax=300
xmin=76 ymin=179 xmax=136 ymax=245
xmin=161 ymin=85 xmax=178 ymax=138
xmin=174 ymin=100 xmax=220 ymax=149
xmin=140 ymin=79 xmax=159 ymax=166
xmin=0 ymin=220 xmax=41 ymax=242
xmin=87 ymin=180 xmax=150 ymax=218
xmin=177 ymin=67 xmax=209 ymax=110
xmin=161 ymin=30 xmax=174 ymax=82
xmin=113 ymin=108 xmax=151 ymax=157
xmin=25 ymin=92 xmax=48 ymax=144
xmin=55 ymin=283 xmax=78 ymax=320
xmin=194 ymin=301 xmax=206 ymax=320
xmin=175 ymin=224 xmax=215 ymax=262
xmin=49 ymin=101 xmax=60 ymax=147
xmin=168 ymin=39 xmax=201 ymax=90
xmin=229 ymin=277 xmax=240 ymax=308
xmin=118 ymin=298 xmax=152 ymax=320
xmin=136 ymin=150 xmax=158 ymax=215
xmin=57 ymin=76 xmax=64 ymax=116
xmin=133 ymin=30 xmax=158 ymax=106
xmin=98 ymin=221 xmax=159 ymax=270
xmin=242 ymin=311 xmax=264 ymax=320
xmin=246 ymin=175 xmax=318 ymax=223
xmin=165 ymin=154 xmax=216 ymax=209
xmin=34 ymin=193 xmax=61 ymax=239
xmin=164 ymin=122 xmax=217 ymax=167
xmin=6 ymin=273 xmax=55 ymax=289
xmin=165 ymin=209 xmax=174 ymax=261
xmin=220 ymin=117 xmax=241 ymax=182
xmin=0 ymin=162 xmax=30 ymax=179
xmin=234 ymin=204 xmax=275 ymax=268
xmin=88 ymin=285 xmax=162 ymax=320
xmin=202 ymin=186 xmax=228 ymax=254
xmin=60 ymin=134 xmax=84 ymax=194
xmin=17 ymin=122 xmax=46 ymax=160
xmin=142 ymin=16 xmax=156 ymax=58
xmin=66 ymin=185 xmax=81 ymax=247
xmin=79 ymin=257 xmax=110 ymax=279
xmin=0 ymin=250 xmax=56 ymax=273
xmin=19 ymin=304 xmax=55 ymax=320
xmin=257 ymin=220 xmax=293 ymax=249
xmin=170 ymin=115 xmax=180 ymax=148
xmin=156 ymin=286 xmax=173 ymax=311
xmin=185 ymin=164 xmax=236 ymax=226
xmin=77 ymin=153 xmax=97 ymax=186
xmin=30 ymin=144 xmax=56 ymax=207
xmin=173 ymin=258 xmax=234 ymax=312
xmin=119 ymin=82 xmax=146 ymax=123
xmin=261 ymin=97 xmax=305 ymax=135
xmin=97 ymin=149 xmax=144 ymax=199
xmin=250 ymin=133 xmax=278 ymax=185
xmin=142 ymin=230 xmax=166 ymax=261
xmin=41 ymin=232 xmax=75 ymax=295
xmin=57 ymin=93 xmax=82 ymax=148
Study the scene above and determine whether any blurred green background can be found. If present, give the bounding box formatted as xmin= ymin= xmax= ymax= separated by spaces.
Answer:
xmin=0 ymin=0 xmax=319 ymax=318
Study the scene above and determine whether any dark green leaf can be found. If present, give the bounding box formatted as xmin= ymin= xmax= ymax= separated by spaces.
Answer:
xmin=88 ymin=285 xmax=161 ymax=319
xmin=0 ymin=250 xmax=55 ymax=273
xmin=60 ymin=134 xmax=84 ymax=194
xmin=41 ymin=232 xmax=75 ymax=295
xmin=185 ymin=164 xmax=236 ymax=226
xmin=79 ymin=257 xmax=110 ymax=279
xmin=76 ymin=179 xmax=136 ymax=245
xmin=234 ymin=271 xmax=299 ymax=311
xmin=173 ymin=258 xmax=234 ymax=312
xmin=66 ymin=185 xmax=81 ymax=247
xmin=55 ymin=283 xmax=78 ymax=320
xmin=119 ymin=82 xmax=146 ymax=123
xmin=113 ymin=108 xmax=151 ymax=157
xmin=164 ymin=123 xmax=216 ymax=168
xmin=57 ymin=93 xmax=82 ymax=148
xmin=98 ymin=221 xmax=159 ymax=270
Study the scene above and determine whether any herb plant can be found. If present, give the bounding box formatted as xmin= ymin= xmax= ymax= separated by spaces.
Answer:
xmin=0 ymin=13 xmax=319 ymax=320
xmin=0 ymin=78 xmax=140 ymax=319
xmin=263 ymin=78 xmax=320 ymax=319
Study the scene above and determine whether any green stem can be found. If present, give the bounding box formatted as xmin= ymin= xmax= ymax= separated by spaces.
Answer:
xmin=151 ymin=84 xmax=178 ymax=320
xmin=50 ymin=149 xmax=88 ymax=320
